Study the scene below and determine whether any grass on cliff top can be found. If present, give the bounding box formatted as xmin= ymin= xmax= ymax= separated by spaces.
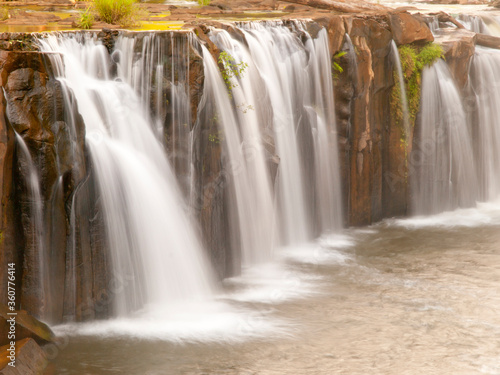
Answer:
xmin=77 ymin=0 xmax=148 ymax=28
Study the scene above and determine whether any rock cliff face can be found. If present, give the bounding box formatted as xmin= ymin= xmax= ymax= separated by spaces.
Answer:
xmin=0 ymin=12 xmax=476 ymax=322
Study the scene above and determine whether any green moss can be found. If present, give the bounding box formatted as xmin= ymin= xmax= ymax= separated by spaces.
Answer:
xmin=391 ymin=42 xmax=444 ymax=139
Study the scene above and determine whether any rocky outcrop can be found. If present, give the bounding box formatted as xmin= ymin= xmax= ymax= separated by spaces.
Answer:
xmin=0 ymin=338 xmax=48 ymax=375
xmin=0 ymin=304 xmax=55 ymax=346
xmin=331 ymin=14 xmax=407 ymax=225
xmin=435 ymin=28 xmax=475 ymax=89
xmin=389 ymin=11 xmax=434 ymax=46
xmin=277 ymin=0 xmax=388 ymax=13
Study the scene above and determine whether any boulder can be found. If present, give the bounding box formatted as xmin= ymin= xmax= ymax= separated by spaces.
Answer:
xmin=0 ymin=305 xmax=55 ymax=347
xmin=0 ymin=338 xmax=48 ymax=375
xmin=389 ymin=11 xmax=434 ymax=45
xmin=435 ymin=28 xmax=476 ymax=89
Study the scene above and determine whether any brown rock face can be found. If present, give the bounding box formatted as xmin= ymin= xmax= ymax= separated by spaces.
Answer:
xmin=334 ymin=15 xmax=396 ymax=225
xmin=389 ymin=12 xmax=434 ymax=46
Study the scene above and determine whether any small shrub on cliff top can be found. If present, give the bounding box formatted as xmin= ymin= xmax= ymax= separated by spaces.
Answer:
xmin=76 ymin=7 xmax=95 ymax=29
xmin=93 ymin=0 xmax=146 ymax=27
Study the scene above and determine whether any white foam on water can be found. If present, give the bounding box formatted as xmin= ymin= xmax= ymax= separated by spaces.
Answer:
xmin=222 ymin=262 xmax=322 ymax=304
xmin=281 ymin=234 xmax=355 ymax=266
xmin=389 ymin=199 xmax=500 ymax=229
xmin=52 ymin=300 xmax=292 ymax=343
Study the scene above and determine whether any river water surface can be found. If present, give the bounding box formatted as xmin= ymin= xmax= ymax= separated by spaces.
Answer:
xmin=51 ymin=201 xmax=500 ymax=375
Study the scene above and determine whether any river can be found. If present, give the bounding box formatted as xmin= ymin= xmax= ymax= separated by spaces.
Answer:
xmin=50 ymin=200 xmax=500 ymax=374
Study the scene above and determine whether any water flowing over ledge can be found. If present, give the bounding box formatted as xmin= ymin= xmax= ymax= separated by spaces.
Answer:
xmin=2 ymin=11 xmax=500 ymax=340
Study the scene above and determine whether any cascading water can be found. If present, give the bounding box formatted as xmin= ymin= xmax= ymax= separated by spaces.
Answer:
xmin=39 ymin=33 xmax=216 ymax=316
xmin=411 ymin=59 xmax=477 ymax=214
xmin=114 ymin=32 xmax=194 ymax=189
xmin=469 ymin=47 xmax=500 ymax=201
xmin=302 ymin=27 xmax=343 ymax=234
xmin=13 ymin=133 xmax=47 ymax=315
xmin=236 ymin=22 xmax=312 ymax=245
xmin=208 ymin=22 xmax=343 ymax=249
xmin=457 ymin=14 xmax=491 ymax=34
xmin=204 ymin=29 xmax=276 ymax=265
xmin=391 ymin=40 xmax=410 ymax=142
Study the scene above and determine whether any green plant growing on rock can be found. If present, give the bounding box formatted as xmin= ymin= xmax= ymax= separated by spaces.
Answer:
xmin=218 ymin=51 xmax=248 ymax=98
xmin=197 ymin=0 xmax=210 ymax=5
xmin=93 ymin=0 xmax=147 ymax=27
xmin=208 ymin=130 xmax=224 ymax=144
xmin=76 ymin=7 xmax=95 ymax=29
xmin=332 ymin=51 xmax=347 ymax=79
xmin=391 ymin=42 xmax=444 ymax=139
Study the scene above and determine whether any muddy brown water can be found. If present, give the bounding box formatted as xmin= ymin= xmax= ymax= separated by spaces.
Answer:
xmin=50 ymin=205 xmax=500 ymax=375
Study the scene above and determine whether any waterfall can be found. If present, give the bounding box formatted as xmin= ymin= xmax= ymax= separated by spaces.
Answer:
xmin=113 ymin=32 xmax=194 ymax=194
xmin=237 ymin=22 xmax=311 ymax=245
xmin=13 ymin=133 xmax=47 ymax=315
xmin=39 ymin=33 xmax=216 ymax=317
xmin=203 ymin=29 xmax=276 ymax=265
xmin=391 ymin=40 xmax=410 ymax=142
xmin=469 ymin=47 xmax=500 ymax=201
xmin=411 ymin=60 xmax=477 ymax=214
xmin=206 ymin=21 xmax=343 ymax=255
xmin=457 ymin=14 xmax=491 ymax=34
xmin=303 ymin=27 xmax=343 ymax=234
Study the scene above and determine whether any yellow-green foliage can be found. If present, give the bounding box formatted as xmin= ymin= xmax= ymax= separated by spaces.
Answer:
xmin=218 ymin=51 xmax=248 ymax=98
xmin=93 ymin=0 xmax=147 ymax=27
xmin=332 ymin=51 xmax=346 ymax=80
xmin=0 ymin=7 xmax=9 ymax=21
xmin=76 ymin=7 xmax=94 ymax=29
xmin=391 ymin=42 xmax=444 ymax=131
xmin=197 ymin=0 xmax=210 ymax=5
